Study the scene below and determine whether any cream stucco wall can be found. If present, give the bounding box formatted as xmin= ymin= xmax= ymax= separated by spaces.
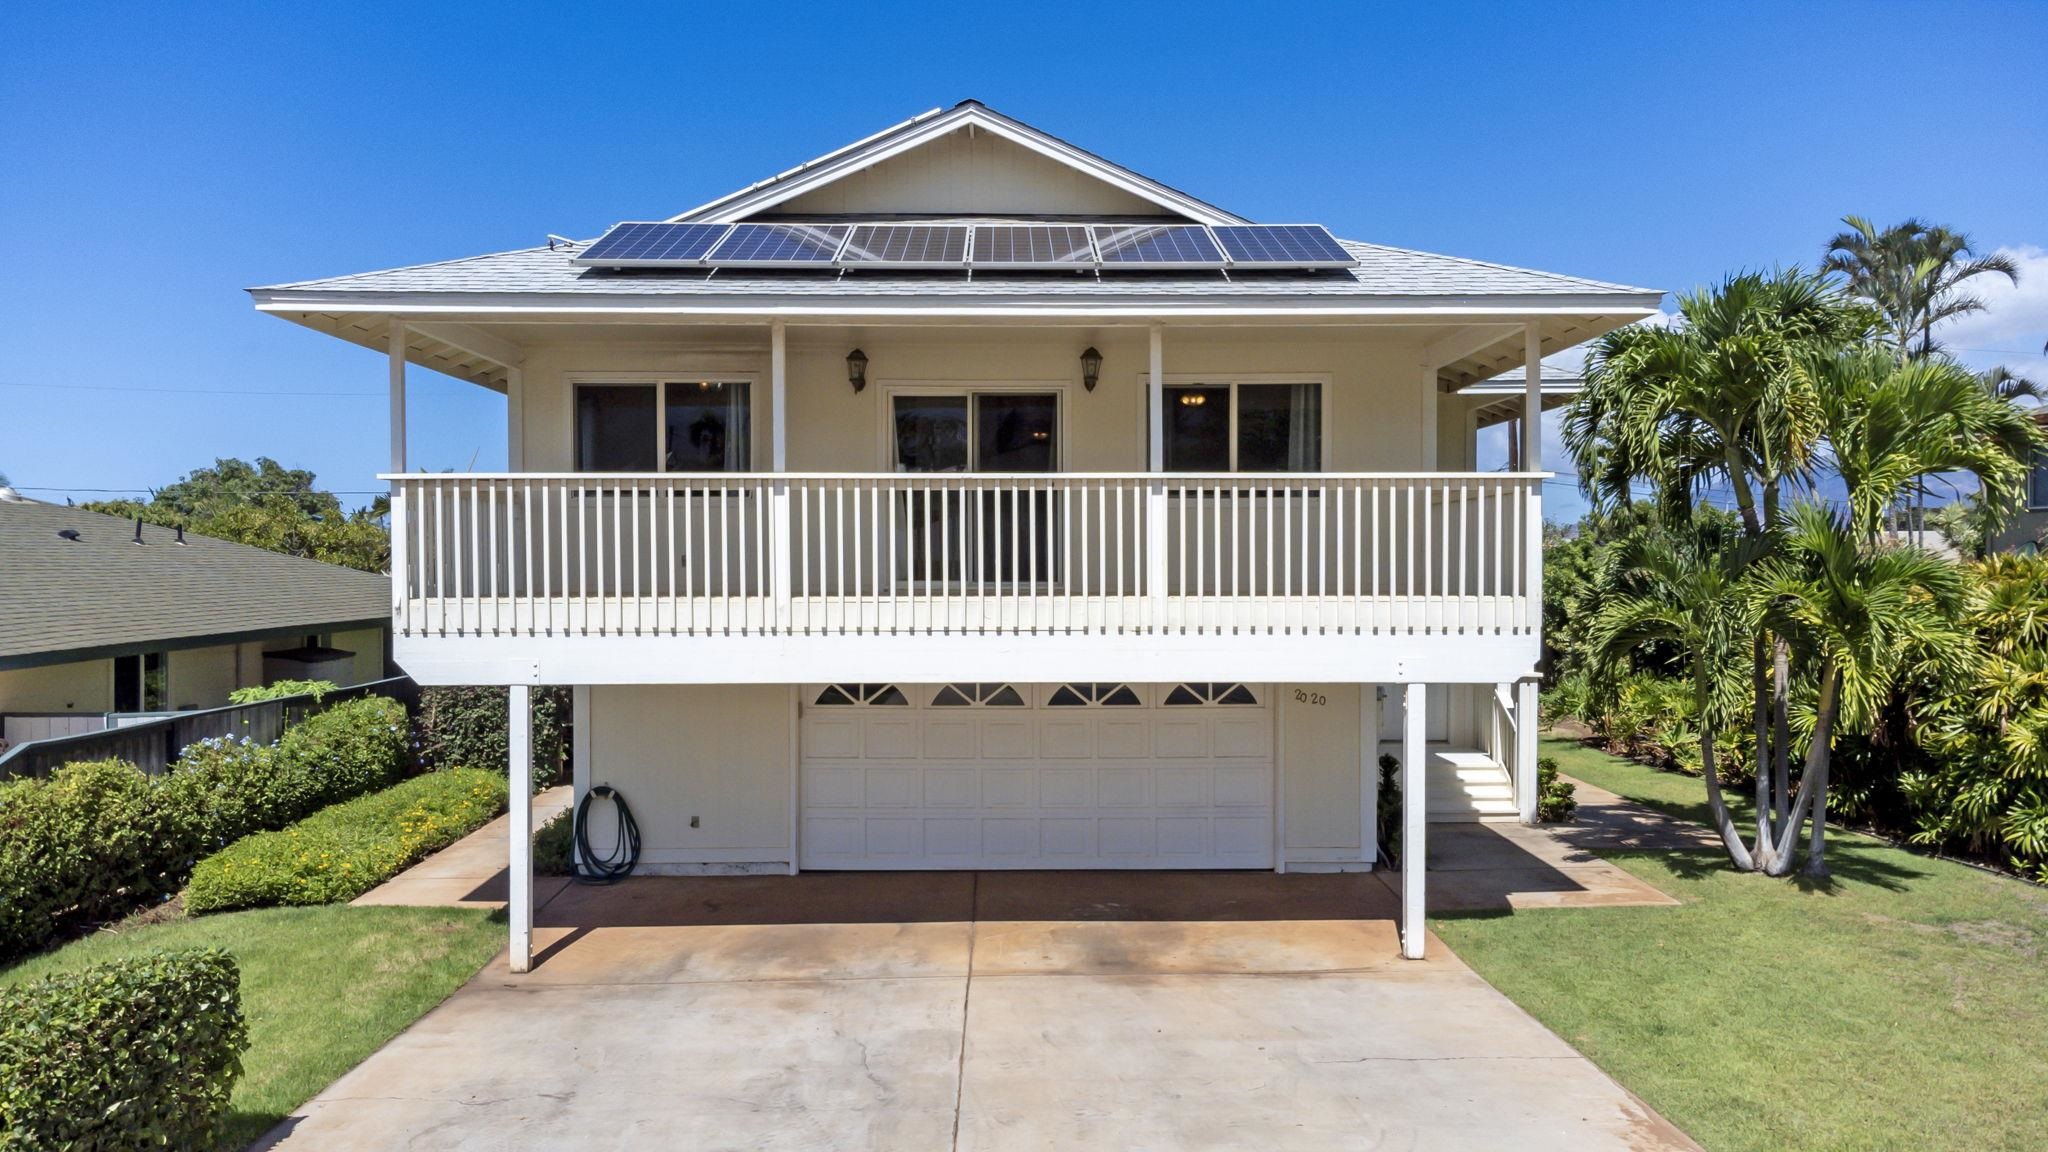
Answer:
xmin=514 ymin=326 xmax=1438 ymax=476
xmin=166 ymin=645 xmax=239 ymax=710
xmin=772 ymin=127 xmax=1176 ymax=219
xmin=0 ymin=660 xmax=112 ymax=713
xmin=329 ymin=627 xmax=387 ymax=685
xmin=587 ymin=684 xmax=793 ymax=867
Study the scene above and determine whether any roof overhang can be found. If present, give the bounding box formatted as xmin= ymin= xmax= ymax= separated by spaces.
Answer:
xmin=1461 ymin=373 xmax=1584 ymax=428
xmin=275 ymin=311 xmax=520 ymax=391
xmin=0 ymin=617 xmax=387 ymax=673
xmin=668 ymin=101 xmax=1251 ymax=228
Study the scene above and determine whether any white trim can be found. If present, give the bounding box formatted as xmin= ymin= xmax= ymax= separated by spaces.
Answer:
xmin=394 ymin=633 xmax=1538 ymax=687
xmin=254 ymin=296 xmax=1667 ymax=322
xmin=506 ymin=366 xmax=525 ymax=471
xmin=787 ymin=684 xmax=800 ymax=875
xmin=571 ymin=684 xmax=590 ymax=868
xmin=1515 ymin=678 xmax=1540 ymax=824
xmin=1273 ymin=686 xmax=1286 ymax=874
xmin=387 ymin=322 xmax=407 ymax=473
xmin=1361 ymin=683 xmax=1379 ymax=863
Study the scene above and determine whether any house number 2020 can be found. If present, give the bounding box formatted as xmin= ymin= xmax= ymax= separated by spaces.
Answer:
xmin=1293 ymin=689 xmax=1328 ymax=706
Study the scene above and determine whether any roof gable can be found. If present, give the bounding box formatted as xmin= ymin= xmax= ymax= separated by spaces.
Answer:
xmin=672 ymin=102 xmax=1247 ymax=226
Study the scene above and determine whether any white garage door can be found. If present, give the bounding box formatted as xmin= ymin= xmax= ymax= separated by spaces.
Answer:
xmin=800 ymin=682 xmax=1274 ymax=869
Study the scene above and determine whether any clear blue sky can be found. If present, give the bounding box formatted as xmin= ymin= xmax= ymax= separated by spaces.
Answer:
xmin=4 ymin=1 xmax=2044 ymax=521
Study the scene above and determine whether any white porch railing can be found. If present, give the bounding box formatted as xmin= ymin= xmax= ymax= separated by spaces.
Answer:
xmin=385 ymin=473 xmax=1541 ymax=640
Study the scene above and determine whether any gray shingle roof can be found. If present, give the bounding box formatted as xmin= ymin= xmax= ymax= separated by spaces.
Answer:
xmin=0 ymin=501 xmax=388 ymax=669
xmin=252 ymin=239 xmax=1657 ymax=304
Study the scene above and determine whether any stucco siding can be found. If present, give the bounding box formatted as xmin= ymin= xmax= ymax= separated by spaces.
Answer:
xmin=330 ymin=627 xmax=387 ymax=685
xmin=588 ymin=684 xmax=793 ymax=866
xmin=166 ymin=644 xmax=238 ymax=710
xmin=514 ymin=328 xmax=1437 ymax=476
xmin=770 ymin=127 xmax=1175 ymax=219
xmin=0 ymin=659 xmax=112 ymax=713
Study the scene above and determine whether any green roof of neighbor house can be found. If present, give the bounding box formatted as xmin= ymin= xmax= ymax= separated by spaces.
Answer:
xmin=0 ymin=498 xmax=388 ymax=670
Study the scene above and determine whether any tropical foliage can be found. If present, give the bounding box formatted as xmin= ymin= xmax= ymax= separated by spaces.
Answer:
xmin=1556 ymin=221 xmax=2045 ymax=878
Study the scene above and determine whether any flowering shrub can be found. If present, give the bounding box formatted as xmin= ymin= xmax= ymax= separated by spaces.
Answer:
xmin=185 ymin=769 xmax=506 ymax=913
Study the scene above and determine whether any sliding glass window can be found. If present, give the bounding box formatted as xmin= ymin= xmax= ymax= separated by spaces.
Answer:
xmin=1163 ymin=381 xmax=1321 ymax=472
xmin=575 ymin=381 xmax=751 ymax=472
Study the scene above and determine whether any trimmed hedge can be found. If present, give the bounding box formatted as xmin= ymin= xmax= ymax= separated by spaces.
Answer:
xmin=414 ymin=685 xmax=569 ymax=793
xmin=1537 ymin=755 xmax=1578 ymax=822
xmin=0 ymin=949 xmax=248 ymax=1150
xmin=0 ymin=697 xmax=409 ymax=960
xmin=186 ymin=769 xmax=507 ymax=913
xmin=533 ymin=808 xmax=573 ymax=876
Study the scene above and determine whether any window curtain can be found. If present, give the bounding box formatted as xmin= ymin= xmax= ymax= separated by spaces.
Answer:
xmin=1286 ymin=383 xmax=1320 ymax=471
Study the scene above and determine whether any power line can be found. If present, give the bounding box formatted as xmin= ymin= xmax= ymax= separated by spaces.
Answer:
xmin=0 ymin=380 xmax=383 ymax=398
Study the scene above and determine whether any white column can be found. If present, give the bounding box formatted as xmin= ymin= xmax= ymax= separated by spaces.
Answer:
xmin=1515 ymin=678 xmax=1540 ymax=823
xmin=387 ymin=321 xmax=407 ymax=473
xmin=1522 ymin=323 xmax=1542 ymax=471
xmin=1361 ymin=685 xmax=1379 ymax=864
xmin=1419 ymin=364 xmax=1439 ymax=470
xmin=1146 ymin=323 xmax=1167 ymax=627
xmin=1401 ymin=682 xmax=1428 ymax=960
xmin=506 ymin=366 xmax=525 ymax=471
xmin=571 ymin=684 xmax=591 ymax=870
xmin=507 ymin=683 xmax=533 ymax=973
xmin=770 ymin=321 xmax=790 ymax=632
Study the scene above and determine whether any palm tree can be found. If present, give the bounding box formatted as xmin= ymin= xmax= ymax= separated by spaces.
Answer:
xmin=1806 ymin=346 xmax=2045 ymax=541
xmin=1822 ymin=216 xmax=2020 ymax=359
xmin=1590 ymin=521 xmax=1790 ymax=870
xmin=1752 ymin=504 xmax=1972 ymax=876
xmin=1569 ymin=271 xmax=1872 ymax=870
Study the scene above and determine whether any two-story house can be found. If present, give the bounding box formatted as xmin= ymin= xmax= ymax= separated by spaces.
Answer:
xmin=252 ymin=102 xmax=1660 ymax=969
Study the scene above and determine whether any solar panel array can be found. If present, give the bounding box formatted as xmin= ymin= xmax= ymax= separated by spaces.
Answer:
xmin=572 ymin=221 xmax=1356 ymax=271
xmin=1093 ymin=224 xmax=1225 ymax=268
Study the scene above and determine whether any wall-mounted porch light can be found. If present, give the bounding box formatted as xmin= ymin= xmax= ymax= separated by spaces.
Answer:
xmin=846 ymin=348 xmax=868 ymax=393
xmin=1080 ymin=346 xmax=1103 ymax=392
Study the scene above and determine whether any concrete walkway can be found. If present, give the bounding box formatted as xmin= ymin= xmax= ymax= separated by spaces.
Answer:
xmin=349 ymin=785 xmax=573 ymax=910
xmin=261 ymin=805 xmax=1699 ymax=1151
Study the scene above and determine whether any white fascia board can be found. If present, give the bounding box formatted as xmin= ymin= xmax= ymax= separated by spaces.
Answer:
xmin=252 ymin=293 xmax=1665 ymax=322
xmin=670 ymin=104 xmax=1250 ymax=228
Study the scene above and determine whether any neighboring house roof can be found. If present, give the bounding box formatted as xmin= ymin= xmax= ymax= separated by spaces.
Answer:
xmin=0 ymin=502 xmax=388 ymax=671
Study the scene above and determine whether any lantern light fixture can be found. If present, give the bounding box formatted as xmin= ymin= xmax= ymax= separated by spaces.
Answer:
xmin=846 ymin=348 xmax=868 ymax=393
xmin=1079 ymin=346 xmax=1103 ymax=392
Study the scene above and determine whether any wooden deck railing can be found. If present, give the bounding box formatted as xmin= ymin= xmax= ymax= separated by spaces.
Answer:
xmin=385 ymin=473 xmax=1543 ymax=640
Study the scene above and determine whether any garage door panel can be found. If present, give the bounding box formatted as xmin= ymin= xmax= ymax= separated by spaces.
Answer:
xmin=1154 ymin=719 xmax=1210 ymax=758
xmin=982 ymin=719 xmax=1036 ymax=758
xmin=864 ymin=718 xmax=921 ymax=758
xmin=1039 ymin=769 xmax=1094 ymax=807
xmin=923 ymin=768 xmax=980 ymax=808
xmin=923 ymin=719 xmax=978 ymax=759
xmin=983 ymin=769 xmax=1035 ymax=807
xmin=800 ymin=684 xmax=1272 ymax=870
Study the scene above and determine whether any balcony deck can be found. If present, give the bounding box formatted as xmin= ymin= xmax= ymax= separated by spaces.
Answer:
xmin=387 ymin=471 xmax=1544 ymax=685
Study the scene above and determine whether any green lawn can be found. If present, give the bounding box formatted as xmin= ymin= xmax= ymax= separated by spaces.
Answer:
xmin=1 ymin=905 xmax=503 ymax=1150
xmin=1435 ymin=737 xmax=2048 ymax=1152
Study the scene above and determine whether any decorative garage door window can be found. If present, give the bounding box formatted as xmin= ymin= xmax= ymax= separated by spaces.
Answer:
xmin=1163 ymin=683 xmax=1259 ymax=706
xmin=930 ymin=683 xmax=1026 ymax=707
xmin=1047 ymin=683 xmax=1143 ymax=706
xmin=812 ymin=683 xmax=909 ymax=706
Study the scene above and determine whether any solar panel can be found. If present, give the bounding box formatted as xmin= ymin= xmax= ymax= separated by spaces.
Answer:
xmin=1211 ymin=225 xmax=1356 ymax=268
xmin=1092 ymin=224 xmax=1224 ymax=268
xmin=706 ymin=223 xmax=850 ymax=266
xmin=969 ymin=225 xmax=1096 ymax=268
xmin=839 ymin=224 xmax=969 ymax=267
xmin=573 ymin=222 xmax=731 ymax=267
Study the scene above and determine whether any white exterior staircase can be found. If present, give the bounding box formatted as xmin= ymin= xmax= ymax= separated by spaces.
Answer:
xmin=1423 ymin=749 xmax=1517 ymax=822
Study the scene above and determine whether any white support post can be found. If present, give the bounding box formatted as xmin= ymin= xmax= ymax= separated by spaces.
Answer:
xmin=1401 ymin=682 xmax=1428 ymax=960
xmin=507 ymin=683 xmax=533 ymax=973
xmin=770 ymin=321 xmax=791 ymax=632
xmin=387 ymin=322 xmax=409 ymax=639
xmin=1361 ymin=684 xmax=1379 ymax=865
xmin=1516 ymin=678 xmax=1540 ymax=824
xmin=1419 ymin=364 xmax=1438 ymax=470
xmin=506 ymin=366 xmax=524 ymax=471
xmin=1146 ymin=323 xmax=1167 ymax=627
xmin=571 ymin=685 xmax=591 ymax=870
xmin=1522 ymin=323 xmax=1542 ymax=473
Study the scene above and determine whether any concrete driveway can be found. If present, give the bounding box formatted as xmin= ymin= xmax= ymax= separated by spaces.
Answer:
xmin=260 ymin=868 xmax=1695 ymax=1151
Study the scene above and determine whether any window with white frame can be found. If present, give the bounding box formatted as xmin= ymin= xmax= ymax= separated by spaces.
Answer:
xmin=2030 ymin=448 xmax=2048 ymax=511
xmin=575 ymin=381 xmax=751 ymax=472
xmin=1163 ymin=381 xmax=1321 ymax=472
